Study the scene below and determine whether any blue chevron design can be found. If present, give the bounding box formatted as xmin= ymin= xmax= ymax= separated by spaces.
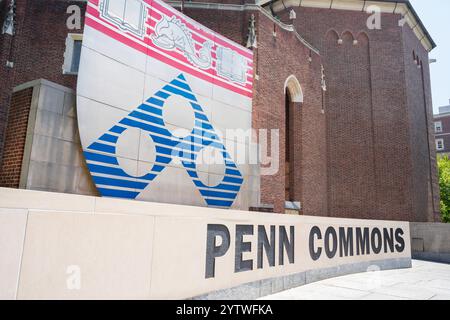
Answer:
xmin=83 ymin=73 xmax=243 ymax=208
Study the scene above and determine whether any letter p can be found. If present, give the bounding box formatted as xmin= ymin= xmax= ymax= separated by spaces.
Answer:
xmin=205 ymin=224 xmax=230 ymax=279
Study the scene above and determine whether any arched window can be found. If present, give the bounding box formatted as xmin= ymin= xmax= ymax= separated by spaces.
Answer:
xmin=284 ymin=76 xmax=303 ymax=210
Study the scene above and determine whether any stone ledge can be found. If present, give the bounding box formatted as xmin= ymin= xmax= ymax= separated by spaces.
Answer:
xmin=412 ymin=252 xmax=450 ymax=264
xmin=192 ymin=257 xmax=412 ymax=300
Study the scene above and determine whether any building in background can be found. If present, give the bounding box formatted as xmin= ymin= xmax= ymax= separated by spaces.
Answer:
xmin=0 ymin=0 xmax=441 ymax=222
xmin=434 ymin=100 xmax=450 ymax=157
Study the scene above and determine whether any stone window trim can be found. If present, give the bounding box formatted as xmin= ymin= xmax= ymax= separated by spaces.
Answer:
xmin=436 ymin=139 xmax=445 ymax=151
xmin=62 ymin=33 xmax=83 ymax=75
xmin=435 ymin=121 xmax=443 ymax=133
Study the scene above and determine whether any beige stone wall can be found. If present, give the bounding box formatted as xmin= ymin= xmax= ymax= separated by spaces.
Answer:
xmin=0 ymin=187 xmax=411 ymax=300
xmin=411 ymin=222 xmax=450 ymax=263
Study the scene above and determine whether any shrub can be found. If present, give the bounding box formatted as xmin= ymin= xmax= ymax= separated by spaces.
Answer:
xmin=438 ymin=156 xmax=450 ymax=223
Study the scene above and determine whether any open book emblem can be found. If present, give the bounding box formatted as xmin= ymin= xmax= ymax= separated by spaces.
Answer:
xmin=99 ymin=0 xmax=147 ymax=39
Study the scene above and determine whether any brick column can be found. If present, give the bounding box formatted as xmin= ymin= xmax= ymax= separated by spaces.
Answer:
xmin=0 ymin=87 xmax=33 ymax=188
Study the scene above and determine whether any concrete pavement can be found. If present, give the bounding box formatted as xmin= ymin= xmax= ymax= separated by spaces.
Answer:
xmin=260 ymin=260 xmax=450 ymax=300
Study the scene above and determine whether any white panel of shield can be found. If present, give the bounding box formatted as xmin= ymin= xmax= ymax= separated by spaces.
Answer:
xmin=77 ymin=0 xmax=256 ymax=210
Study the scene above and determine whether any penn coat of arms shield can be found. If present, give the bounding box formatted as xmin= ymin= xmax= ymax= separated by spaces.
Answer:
xmin=77 ymin=0 xmax=257 ymax=209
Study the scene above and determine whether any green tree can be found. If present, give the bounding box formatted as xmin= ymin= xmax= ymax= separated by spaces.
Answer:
xmin=438 ymin=156 xmax=450 ymax=223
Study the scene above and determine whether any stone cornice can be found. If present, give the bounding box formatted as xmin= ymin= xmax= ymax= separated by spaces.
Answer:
xmin=258 ymin=0 xmax=435 ymax=52
xmin=166 ymin=1 xmax=320 ymax=55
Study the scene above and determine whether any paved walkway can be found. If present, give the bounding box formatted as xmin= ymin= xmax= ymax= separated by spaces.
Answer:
xmin=261 ymin=260 xmax=450 ymax=300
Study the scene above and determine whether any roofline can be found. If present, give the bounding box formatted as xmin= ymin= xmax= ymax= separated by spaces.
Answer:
xmin=398 ymin=0 xmax=436 ymax=49
xmin=258 ymin=0 xmax=436 ymax=51
xmin=165 ymin=1 xmax=321 ymax=54
xmin=434 ymin=113 xmax=450 ymax=119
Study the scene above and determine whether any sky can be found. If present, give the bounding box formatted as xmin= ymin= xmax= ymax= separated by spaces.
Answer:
xmin=410 ymin=0 xmax=450 ymax=114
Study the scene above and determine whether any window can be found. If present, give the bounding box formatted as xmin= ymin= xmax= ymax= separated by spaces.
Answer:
xmin=435 ymin=121 xmax=443 ymax=133
xmin=63 ymin=33 xmax=83 ymax=75
xmin=436 ymin=139 xmax=445 ymax=151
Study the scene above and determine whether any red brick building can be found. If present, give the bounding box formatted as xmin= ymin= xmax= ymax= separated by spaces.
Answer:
xmin=434 ymin=100 xmax=450 ymax=157
xmin=0 ymin=0 xmax=440 ymax=222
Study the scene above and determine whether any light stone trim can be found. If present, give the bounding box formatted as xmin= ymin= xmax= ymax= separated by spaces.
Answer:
xmin=13 ymin=79 xmax=75 ymax=95
xmin=258 ymin=0 xmax=434 ymax=52
xmin=13 ymin=80 xmax=93 ymax=196
xmin=62 ymin=33 xmax=84 ymax=75
xmin=284 ymin=74 xmax=304 ymax=103
xmin=193 ymin=258 xmax=412 ymax=300
xmin=19 ymin=85 xmax=41 ymax=189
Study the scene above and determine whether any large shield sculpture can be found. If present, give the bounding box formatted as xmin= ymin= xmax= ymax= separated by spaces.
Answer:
xmin=77 ymin=0 xmax=255 ymax=209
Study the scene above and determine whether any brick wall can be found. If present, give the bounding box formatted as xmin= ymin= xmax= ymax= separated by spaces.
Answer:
xmin=0 ymin=87 xmax=33 ymax=188
xmin=0 ymin=0 xmax=14 ymax=166
xmin=182 ymin=5 xmax=250 ymax=47
xmin=436 ymin=116 xmax=450 ymax=135
xmin=253 ymin=12 xmax=327 ymax=215
xmin=280 ymin=6 xmax=439 ymax=221
xmin=434 ymin=115 xmax=450 ymax=154
xmin=182 ymin=6 xmax=328 ymax=215
xmin=402 ymin=24 xmax=441 ymax=222
xmin=322 ymin=29 xmax=380 ymax=220
xmin=0 ymin=0 xmax=85 ymax=167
